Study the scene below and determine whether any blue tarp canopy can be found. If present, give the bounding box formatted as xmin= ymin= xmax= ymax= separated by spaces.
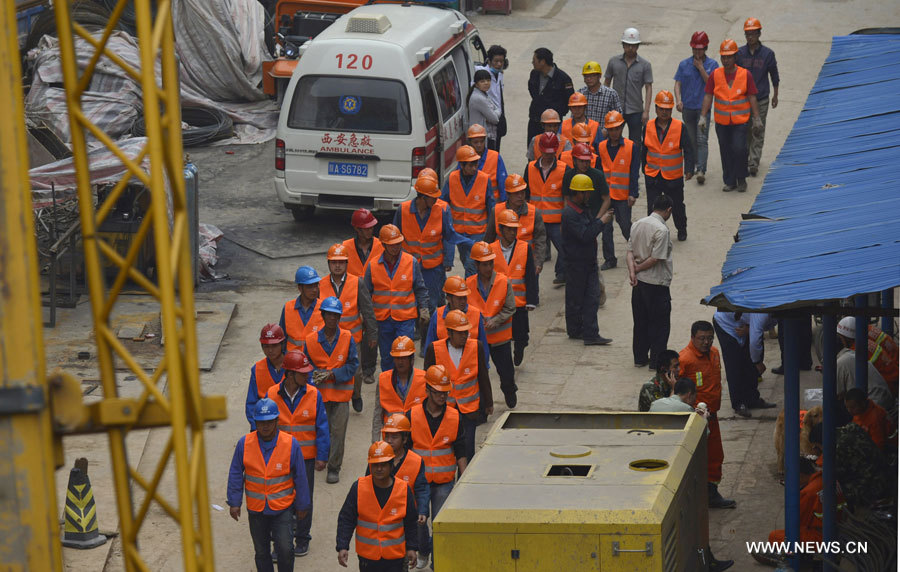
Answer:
xmin=703 ymin=34 xmax=900 ymax=312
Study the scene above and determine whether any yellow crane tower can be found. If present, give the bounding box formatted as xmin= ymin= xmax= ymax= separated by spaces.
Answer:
xmin=1 ymin=1 xmax=224 ymax=570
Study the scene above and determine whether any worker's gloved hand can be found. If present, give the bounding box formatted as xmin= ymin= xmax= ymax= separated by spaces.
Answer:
xmin=311 ymin=369 xmax=332 ymax=385
xmin=752 ymin=116 xmax=764 ymax=136
xmin=698 ymin=116 xmax=708 ymax=134
xmin=418 ymin=307 xmax=431 ymax=324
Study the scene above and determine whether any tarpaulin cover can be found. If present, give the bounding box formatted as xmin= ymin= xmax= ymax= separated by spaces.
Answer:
xmin=703 ymin=34 xmax=900 ymax=312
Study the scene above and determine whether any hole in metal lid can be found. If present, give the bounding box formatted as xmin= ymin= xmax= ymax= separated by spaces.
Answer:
xmin=629 ymin=459 xmax=669 ymax=471
xmin=546 ymin=464 xmax=592 ymax=477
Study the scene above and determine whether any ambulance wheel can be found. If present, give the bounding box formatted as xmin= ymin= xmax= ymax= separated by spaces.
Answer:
xmin=289 ymin=205 xmax=315 ymax=221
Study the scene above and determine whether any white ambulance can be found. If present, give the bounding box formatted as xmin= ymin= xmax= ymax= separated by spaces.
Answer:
xmin=274 ymin=2 xmax=487 ymax=220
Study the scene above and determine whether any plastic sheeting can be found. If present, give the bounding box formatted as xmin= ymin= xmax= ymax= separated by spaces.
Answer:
xmin=703 ymin=34 xmax=900 ymax=312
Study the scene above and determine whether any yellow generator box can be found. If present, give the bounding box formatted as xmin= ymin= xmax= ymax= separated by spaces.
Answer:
xmin=433 ymin=412 xmax=710 ymax=571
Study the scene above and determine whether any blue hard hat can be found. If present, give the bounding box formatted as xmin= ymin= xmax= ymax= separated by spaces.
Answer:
xmin=320 ymin=296 xmax=343 ymax=315
xmin=295 ymin=265 xmax=321 ymax=285
xmin=254 ymin=398 xmax=280 ymax=422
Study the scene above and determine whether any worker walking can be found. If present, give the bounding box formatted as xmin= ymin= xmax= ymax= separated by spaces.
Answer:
xmin=642 ymin=90 xmax=693 ymax=241
xmin=441 ymin=146 xmax=495 ymax=277
xmin=489 ymin=210 xmax=539 ymax=367
xmin=605 ymin=28 xmax=654 ymax=148
xmin=303 ymin=296 xmax=359 ymax=485
xmin=597 ymin=111 xmax=640 ymax=270
xmin=466 ymin=124 xmax=508 ymax=201
xmin=280 ymin=266 xmax=323 ymax=352
xmin=562 ymin=175 xmax=614 ymax=345
xmin=364 ymin=224 xmax=431 ymax=373
xmin=561 ymin=92 xmax=599 ymax=143
xmin=246 ymin=323 xmax=286 ymax=430
xmin=527 ymin=47 xmax=574 ymax=144
xmin=320 ymin=243 xmax=378 ymax=413
xmin=699 ymin=39 xmax=763 ymax=193
xmin=678 ymin=320 xmax=736 ymax=509
xmin=562 ymin=142 xmax=610 ymax=218
xmin=737 ymin=18 xmax=779 ymax=176
xmin=265 ymin=351 xmax=329 ymax=557
xmin=524 ymin=133 xmax=569 ymax=285
xmin=336 ymin=441 xmax=419 ymax=570
xmin=423 ymin=275 xmax=490 ymax=365
xmin=407 ymin=365 xmax=468 ymax=570
xmin=227 ymin=398 xmax=311 ymax=572
xmin=371 ymin=336 xmax=427 ymax=442
xmin=371 ymin=414 xmax=429 ymax=527
xmin=674 ymin=31 xmax=718 ymax=185
xmin=525 ymin=109 xmax=571 ymax=162
xmin=484 ymin=174 xmax=547 ymax=276
xmin=466 ymin=241 xmax=518 ymax=408
xmin=578 ymin=61 xmax=622 ymax=128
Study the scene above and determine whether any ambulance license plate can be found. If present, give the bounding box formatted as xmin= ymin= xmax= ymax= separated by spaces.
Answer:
xmin=328 ymin=162 xmax=368 ymax=177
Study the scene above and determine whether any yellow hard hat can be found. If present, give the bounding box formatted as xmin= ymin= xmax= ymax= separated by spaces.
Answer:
xmin=582 ymin=61 xmax=602 ymax=75
xmin=569 ymin=174 xmax=595 ymax=192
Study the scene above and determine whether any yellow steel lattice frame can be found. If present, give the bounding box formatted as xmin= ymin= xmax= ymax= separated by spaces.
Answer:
xmin=54 ymin=1 xmax=215 ymax=570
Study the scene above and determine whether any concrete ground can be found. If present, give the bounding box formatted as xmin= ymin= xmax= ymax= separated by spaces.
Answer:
xmin=46 ymin=0 xmax=899 ymax=570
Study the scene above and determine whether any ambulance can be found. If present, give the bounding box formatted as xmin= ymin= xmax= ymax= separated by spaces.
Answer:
xmin=274 ymin=2 xmax=487 ymax=220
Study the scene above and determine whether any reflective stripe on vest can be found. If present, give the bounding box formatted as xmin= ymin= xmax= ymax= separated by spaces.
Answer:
xmin=370 ymin=253 xmax=418 ymax=321
xmin=643 ymin=119 xmax=684 ymax=180
xmin=305 ymin=330 xmax=354 ymax=403
xmin=435 ymin=305 xmax=483 ymax=342
xmin=254 ymin=358 xmax=282 ymax=399
xmin=493 ymin=203 xmax=536 ymax=244
xmin=355 ymin=475 xmax=407 ymax=560
xmin=283 ymin=299 xmax=324 ymax=352
xmin=266 ymin=383 xmax=320 ymax=459
xmin=448 ymin=170 xmax=491 ymax=234
xmin=243 ymin=431 xmax=295 ymax=512
xmin=526 ymin=160 xmax=567 ymax=224
xmin=598 ymin=139 xmax=634 ymax=201
xmin=400 ymin=200 xmax=444 ymax=269
xmin=712 ymin=67 xmax=752 ymax=126
xmin=479 ymin=150 xmax=501 ymax=201
xmin=410 ymin=403 xmax=460 ymax=484
xmin=343 ymin=237 xmax=384 ymax=278
xmin=466 ymin=273 xmax=513 ymax=345
xmin=378 ymin=369 xmax=428 ymax=422
xmin=490 ymin=240 xmax=528 ymax=308
xmin=433 ymin=338 xmax=481 ymax=414
xmin=319 ymin=274 xmax=363 ymax=343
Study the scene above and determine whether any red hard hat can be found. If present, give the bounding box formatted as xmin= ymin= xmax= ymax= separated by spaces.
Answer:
xmin=690 ymin=31 xmax=709 ymax=48
xmin=259 ymin=323 xmax=286 ymax=344
xmin=283 ymin=350 xmax=313 ymax=373
xmin=539 ymin=132 xmax=559 ymax=153
xmin=572 ymin=143 xmax=594 ymax=161
xmin=351 ymin=208 xmax=377 ymax=229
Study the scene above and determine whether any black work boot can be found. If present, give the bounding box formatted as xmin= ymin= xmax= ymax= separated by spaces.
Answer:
xmin=708 ymin=483 xmax=736 ymax=509
xmin=708 ymin=546 xmax=735 ymax=571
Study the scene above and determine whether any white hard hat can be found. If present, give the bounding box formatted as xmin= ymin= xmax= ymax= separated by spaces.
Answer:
xmin=622 ymin=27 xmax=641 ymax=44
xmin=836 ymin=316 xmax=856 ymax=338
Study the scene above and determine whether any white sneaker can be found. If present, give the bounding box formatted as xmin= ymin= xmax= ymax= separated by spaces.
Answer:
xmin=416 ymin=554 xmax=429 ymax=569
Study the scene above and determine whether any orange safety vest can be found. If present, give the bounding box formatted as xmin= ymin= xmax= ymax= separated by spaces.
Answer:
xmin=598 ymin=138 xmax=634 ymax=201
xmin=242 ymin=431 xmax=295 ymax=512
xmin=559 ymin=149 xmax=598 ymax=169
xmin=410 ymin=402 xmax=460 ymax=484
xmin=479 ymin=150 xmax=502 ymax=201
xmin=531 ymin=133 xmax=570 ymax=160
xmin=305 ymin=329 xmax=354 ymax=403
xmin=644 ymin=119 xmax=684 ymax=180
xmin=493 ymin=203 xmax=536 ymax=245
xmin=394 ymin=450 xmax=424 ymax=494
xmin=447 ymin=170 xmax=491 ymax=235
xmin=266 ymin=383 xmax=320 ymax=460
xmin=434 ymin=305 xmax=483 ymax=341
xmin=319 ymin=274 xmax=363 ymax=343
xmin=526 ymin=160 xmax=567 ymax=224
xmin=561 ymin=117 xmax=600 ymax=143
xmin=490 ymin=241 xmax=528 ymax=308
xmin=355 ymin=475 xmax=408 ymax=560
xmin=370 ymin=253 xmax=418 ymax=322
xmin=253 ymin=358 xmax=283 ymax=398
xmin=283 ymin=298 xmax=324 ymax=352
xmin=712 ymin=67 xmax=752 ymax=126
xmin=378 ymin=368 xmax=428 ymax=422
xmin=433 ymin=338 xmax=481 ymax=413
xmin=400 ymin=200 xmax=444 ymax=270
xmin=343 ymin=237 xmax=384 ymax=278
xmin=466 ymin=274 xmax=513 ymax=345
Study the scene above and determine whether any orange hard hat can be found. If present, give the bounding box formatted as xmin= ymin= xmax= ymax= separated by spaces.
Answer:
xmin=414 ymin=173 xmax=441 ymax=197
xmin=418 ymin=167 xmax=438 ymax=182
xmin=743 ymin=17 xmax=761 ymax=31
xmin=539 ymin=132 xmax=560 ymax=153
xmin=379 ymin=224 xmax=404 ymax=245
xmin=570 ymin=123 xmax=593 ymax=143
xmin=259 ymin=323 xmax=286 ymax=344
xmin=497 ymin=209 xmax=520 ymax=228
xmin=467 ymin=124 xmax=488 ymax=139
xmin=568 ymin=92 xmax=588 ymax=107
xmin=720 ymin=38 xmax=739 ymax=56
xmin=390 ymin=335 xmax=416 ymax=357
xmin=604 ymin=110 xmax=625 ymax=129
xmin=424 ymin=364 xmax=452 ymax=391
xmin=381 ymin=413 xmax=412 ymax=434
xmin=469 ymin=241 xmax=496 ymax=262
xmin=327 ymin=243 xmax=350 ymax=261
xmin=540 ymin=109 xmax=561 ymax=124
xmin=368 ymin=440 xmax=395 ymax=463
xmin=572 ymin=143 xmax=594 ymax=161
xmin=456 ymin=145 xmax=481 ymax=163
xmin=690 ymin=31 xmax=709 ymax=49
xmin=443 ymin=275 xmax=470 ymax=296
xmin=444 ymin=309 xmax=471 ymax=332
xmin=505 ymin=173 xmax=527 ymax=193
xmin=654 ymin=90 xmax=675 ymax=109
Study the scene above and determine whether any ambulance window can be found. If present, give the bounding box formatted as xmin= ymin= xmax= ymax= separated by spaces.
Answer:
xmin=419 ymin=80 xmax=439 ymax=131
xmin=287 ymin=76 xmax=411 ymax=134
xmin=450 ymin=44 xmax=471 ymax=88
xmin=432 ymin=62 xmax=461 ymax=120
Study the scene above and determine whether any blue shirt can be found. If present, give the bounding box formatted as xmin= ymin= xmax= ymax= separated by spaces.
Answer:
xmin=303 ymin=329 xmax=359 ymax=384
xmin=271 ymin=379 xmax=330 ymax=462
xmin=674 ymin=56 xmax=719 ymax=110
xmin=227 ymin=432 xmax=311 ymax=514
xmin=736 ymin=43 xmax=779 ymax=100
xmin=440 ymin=172 xmax=496 ymax=235
xmin=245 ymin=357 xmax=285 ymax=430
xmin=392 ymin=200 xmax=474 ymax=269
xmin=424 ymin=304 xmax=491 ymax=368
xmin=714 ymin=311 xmax=777 ymax=364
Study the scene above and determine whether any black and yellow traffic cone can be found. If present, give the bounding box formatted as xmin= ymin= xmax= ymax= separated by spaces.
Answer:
xmin=61 ymin=458 xmax=107 ymax=549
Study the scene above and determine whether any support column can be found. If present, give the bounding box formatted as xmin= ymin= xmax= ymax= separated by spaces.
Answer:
xmin=882 ymin=289 xmax=894 ymax=336
xmin=820 ymin=313 xmax=837 ymax=563
xmin=854 ymin=295 xmax=868 ymax=392
xmin=782 ymin=317 xmax=801 ymax=570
